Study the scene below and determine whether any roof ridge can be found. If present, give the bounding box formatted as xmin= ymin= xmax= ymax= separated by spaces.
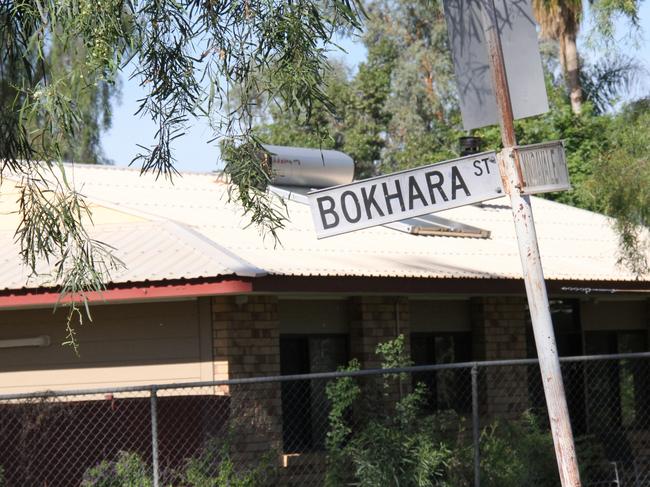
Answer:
xmin=60 ymin=162 xmax=222 ymax=177
xmin=81 ymin=196 xmax=267 ymax=278
xmin=85 ymin=196 xmax=165 ymax=222
xmin=1 ymin=163 xmax=223 ymax=185
xmin=161 ymin=220 xmax=267 ymax=278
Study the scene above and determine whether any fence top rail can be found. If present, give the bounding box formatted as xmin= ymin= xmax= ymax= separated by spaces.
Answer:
xmin=2 ymin=351 xmax=650 ymax=401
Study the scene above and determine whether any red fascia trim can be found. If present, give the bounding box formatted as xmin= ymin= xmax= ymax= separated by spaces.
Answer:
xmin=0 ymin=279 xmax=253 ymax=309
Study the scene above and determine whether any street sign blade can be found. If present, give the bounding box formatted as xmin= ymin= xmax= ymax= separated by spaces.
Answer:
xmin=516 ymin=141 xmax=571 ymax=194
xmin=308 ymin=152 xmax=503 ymax=239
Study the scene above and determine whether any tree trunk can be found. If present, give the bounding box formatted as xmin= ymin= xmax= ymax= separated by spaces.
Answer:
xmin=560 ymin=31 xmax=582 ymax=114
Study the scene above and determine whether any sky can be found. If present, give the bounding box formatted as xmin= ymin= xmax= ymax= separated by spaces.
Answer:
xmin=102 ymin=4 xmax=650 ymax=173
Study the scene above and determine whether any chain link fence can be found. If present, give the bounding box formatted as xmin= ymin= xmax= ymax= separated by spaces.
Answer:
xmin=1 ymin=352 xmax=650 ymax=486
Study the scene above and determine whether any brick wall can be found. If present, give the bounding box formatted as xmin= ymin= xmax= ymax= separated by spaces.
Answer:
xmin=211 ymin=295 xmax=282 ymax=464
xmin=348 ymin=296 xmax=411 ymax=409
xmin=349 ymin=296 xmax=410 ymax=369
xmin=212 ymin=295 xmax=280 ymax=378
xmin=471 ymin=296 xmax=530 ymax=418
xmin=471 ymin=296 xmax=528 ymax=361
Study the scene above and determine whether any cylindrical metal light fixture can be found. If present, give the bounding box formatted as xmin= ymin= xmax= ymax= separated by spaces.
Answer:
xmin=262 ymin=144 xmax=354 ymax=188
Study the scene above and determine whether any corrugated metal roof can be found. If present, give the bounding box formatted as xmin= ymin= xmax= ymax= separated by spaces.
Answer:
xmin=0 ymin=219 xmax=263 ymax=290
xmin=0 ymin=162 xmax=646 ymax=291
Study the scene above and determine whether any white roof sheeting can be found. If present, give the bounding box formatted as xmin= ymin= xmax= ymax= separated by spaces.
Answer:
xmin=0 ymin=163 xmax=646 ymax=291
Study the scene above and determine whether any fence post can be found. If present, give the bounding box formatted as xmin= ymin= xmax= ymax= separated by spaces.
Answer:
xmin=471 ymin=363 xmax=480 ymax=487
xmin=150 ymin=387 xmax=160 ymax=487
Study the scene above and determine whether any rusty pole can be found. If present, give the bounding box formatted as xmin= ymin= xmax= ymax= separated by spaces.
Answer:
xmin=480 ymin=1 xmax=582 ymax=486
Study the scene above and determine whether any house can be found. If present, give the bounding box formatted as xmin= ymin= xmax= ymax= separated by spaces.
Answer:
xmin=0 ymin=162 xmax=648 ymax=481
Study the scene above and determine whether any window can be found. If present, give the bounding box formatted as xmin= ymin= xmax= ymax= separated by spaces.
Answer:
xmin=280 ymin=335 xmax=348 ymax=452
xmin=527 ymin=299 xmax=583 ymax=358
xmin=585 ymin=330 xmax=647 ymax=355
xmin=527 ymin=299 xmax=586 ymax=434
xmin=526 ymin=299 xmax=650 ymax=450
xmin=584 ymin=331 xmax=649 ymax=431
xmin=410 ymin=332 xmax=472 ymax=412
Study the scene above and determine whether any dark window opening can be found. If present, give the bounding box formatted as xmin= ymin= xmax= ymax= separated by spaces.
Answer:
xmin=526 ymin=299 xmax=583 ymax=358
xmin=280 ymin=335 xmax=348 ymax=453
xmin=410 ymin=332 xmax=472 ymax=413
xmin=583 ymin=330 xmax=649 ymax=462
xmin=526 ymin=299 xmax=650 ymax=465
xmin=527 ymin=299 xmax=587 ymax=434
xmin=585 ymin=331 xmax=649 ymax=429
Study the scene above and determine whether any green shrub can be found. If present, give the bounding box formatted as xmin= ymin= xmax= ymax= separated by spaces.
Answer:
xmin=82 ymin=437 xmax=274 ymax=487
xmin=575 ymin=435 xmax=613 ymax=484
xmin=325 ymin=336 xmax=473 ymax=487
xmin=324 ymin=336 xmax=591 ymax=487
xmin=179 ymin=436 xmax=273 ymax=487
xmin=81 ymin=451 xmax=153 ymax=487
xmin=480 ymin=416 xmax=614 ymax=487
xmin=479 ymin=412 xmax=557 ymax=487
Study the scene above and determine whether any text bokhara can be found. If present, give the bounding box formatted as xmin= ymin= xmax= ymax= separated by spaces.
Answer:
xmin=308 ymin=152 xmax=504 ymax=238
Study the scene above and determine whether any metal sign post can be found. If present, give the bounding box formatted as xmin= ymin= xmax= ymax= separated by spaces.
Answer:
xmin=481 ymin=0 xmax=583 ymax=485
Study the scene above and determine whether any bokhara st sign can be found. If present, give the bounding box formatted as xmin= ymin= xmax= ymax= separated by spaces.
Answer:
xmin=308 ymin=152 xmax=504 ymax=238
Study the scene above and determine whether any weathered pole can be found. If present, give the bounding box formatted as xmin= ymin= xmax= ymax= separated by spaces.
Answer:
xmin=480 ymin=1 xmax=582 ymax=486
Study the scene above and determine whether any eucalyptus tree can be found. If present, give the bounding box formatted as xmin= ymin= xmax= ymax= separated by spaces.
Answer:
xmin=0 ymin=0 xmax=363 ymax=347
xmin=259 ymin=0 xmax=461 ymax=176
xmin=364 ymin=0 xmax=461 ymax=173
xmin=46 ymin=39 xmax=119 ymax=164
xmin=591 ymin=99 xmax=650 ymax=275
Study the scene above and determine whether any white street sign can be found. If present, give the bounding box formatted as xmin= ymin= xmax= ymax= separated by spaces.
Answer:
xmin=308 ymin=152 xmax=503 ymax=238
xmin=516 ymin=140 xmax=570 ymax=195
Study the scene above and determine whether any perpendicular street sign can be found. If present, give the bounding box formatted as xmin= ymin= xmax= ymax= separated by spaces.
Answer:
xmin=515 ymin=140 xmax=570 ymax=195
xmin=443 ymin=0 xmax=549 ymax=130
xmin=308 ymin=152 xmax=503 ymax=238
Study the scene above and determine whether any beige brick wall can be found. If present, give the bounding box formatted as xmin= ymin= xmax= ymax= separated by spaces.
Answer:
xmin=349 ymin=296 xmax=411 ymax=368
xmin=472 ymin=296 xmax=530 ymax=418
xmin=348 ymin=296 xmax=411 ymax=407
xmin=213 ymin=295 xmax=280 ymax=380
xmin=211 ymin=295 xmax=282 ymax=463
xmin=471 ymin=296 xmax=528 ymax=361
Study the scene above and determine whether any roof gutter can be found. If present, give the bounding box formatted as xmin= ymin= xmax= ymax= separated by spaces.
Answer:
xmin=0 ymin=278 xmax=253 ymax=310
xmin=560 ymin=286 xmax=650 ymax=295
